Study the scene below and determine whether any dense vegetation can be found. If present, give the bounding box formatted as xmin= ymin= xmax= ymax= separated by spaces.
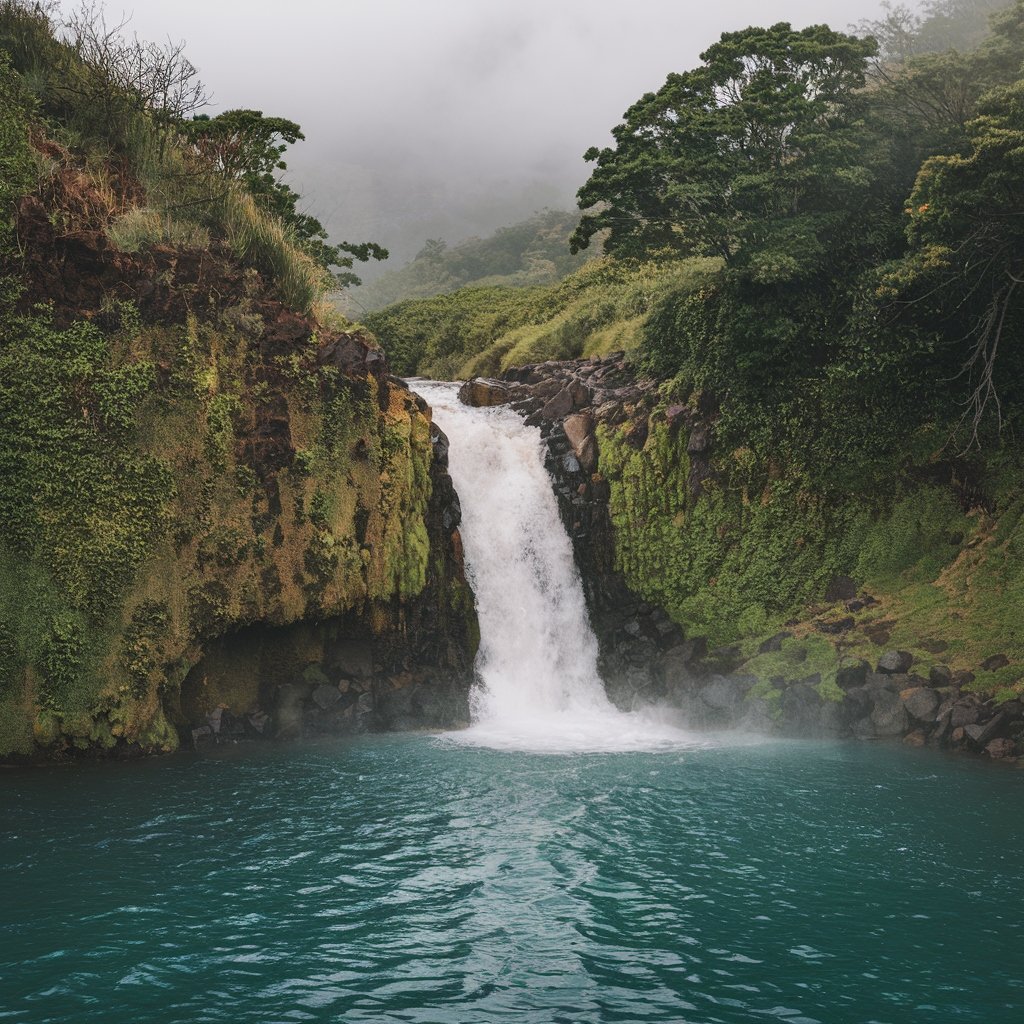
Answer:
xmin=369 ymin=0 xmax=1024 ymax=698
xmin=347 ymin=209 xmax=593 ymax=315
xmin=0 ymin=1 xmax=447 ymax=758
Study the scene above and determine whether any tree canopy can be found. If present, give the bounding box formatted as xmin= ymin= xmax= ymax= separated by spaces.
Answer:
xmin=571 ymin=23 xmax=877 ymax=283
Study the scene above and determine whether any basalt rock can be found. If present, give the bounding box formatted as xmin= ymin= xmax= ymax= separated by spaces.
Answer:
xmin=458 ymin=377 xmax=510 ymax=407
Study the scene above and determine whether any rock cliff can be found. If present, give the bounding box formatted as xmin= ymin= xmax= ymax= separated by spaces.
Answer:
xmin=460 ymin=357 xmax=1024 ymax=760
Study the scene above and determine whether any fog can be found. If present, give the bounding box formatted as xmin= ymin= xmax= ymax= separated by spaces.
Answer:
xmin=57 ymin=0 xmax=885 ymax=272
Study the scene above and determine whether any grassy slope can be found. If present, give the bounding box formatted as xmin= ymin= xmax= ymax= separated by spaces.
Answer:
xmin=364 ymin=257 xmax=721 ymax=378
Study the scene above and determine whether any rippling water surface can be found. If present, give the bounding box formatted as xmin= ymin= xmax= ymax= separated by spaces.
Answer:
xmin=2 ymin=736 xmax=1022 ymax=1023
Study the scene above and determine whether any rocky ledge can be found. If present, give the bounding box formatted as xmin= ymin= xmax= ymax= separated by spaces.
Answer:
xmin=458 ymin=358 xmax=1022 ymax=762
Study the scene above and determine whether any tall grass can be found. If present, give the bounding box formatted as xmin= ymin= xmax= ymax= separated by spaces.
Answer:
xmin=214 ymin=188 xmax=330 ymax=315
xmin=108 ymin=205 xmax=209 ymax=251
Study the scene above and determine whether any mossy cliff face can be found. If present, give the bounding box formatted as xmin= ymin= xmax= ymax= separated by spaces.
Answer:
xmin=467 ymin=356 xmax=1024 ymax=757
xmin=0 ymin=266 xmax=477 ymax=761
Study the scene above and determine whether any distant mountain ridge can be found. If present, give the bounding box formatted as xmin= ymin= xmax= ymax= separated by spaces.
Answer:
xmin=341 ymin=209 xmax=595 ymax=315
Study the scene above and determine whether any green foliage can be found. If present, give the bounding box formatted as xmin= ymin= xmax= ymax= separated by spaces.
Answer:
xmin=0 ymin=51 xmax=35 ymax=243
xmin=0 ymin=311 xmax=174 ymax=617
xmin=572 ymin=22 xmax=877 ymax=274
xmin=366 ymin=256 xmax=719 ymax=378
xmin=185 ymin=109 xmax=387 ymax=282
xmin=880 ymin=78 xmax=1024 ymax=447
xmin=107 ymin=206 xmax=210 ymax=252
xmin=215 ymin=187 xmax=331 ymax=314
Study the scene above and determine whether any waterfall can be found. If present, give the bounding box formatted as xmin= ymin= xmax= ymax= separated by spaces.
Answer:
xmin=413 ymin=381 xmax=697 ymax=753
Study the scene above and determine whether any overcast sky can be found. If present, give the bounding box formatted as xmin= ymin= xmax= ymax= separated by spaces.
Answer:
xmin=56 ymin=0 xmax=886 ymax=271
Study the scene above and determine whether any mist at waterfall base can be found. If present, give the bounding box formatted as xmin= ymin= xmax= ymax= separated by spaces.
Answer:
xmin=414 ymin=379 xmax=701 ymax=754
xmin=3 ymin=391 xmax=1023 ymax=1023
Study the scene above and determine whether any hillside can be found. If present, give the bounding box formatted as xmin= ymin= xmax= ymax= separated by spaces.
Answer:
xmin=344 ymin=209 xmax=594 ymax=315
xmin=0 ymin=1 xmax=476 ymax=760
xmin=370 ymin=1 xmax=1024 ymax=724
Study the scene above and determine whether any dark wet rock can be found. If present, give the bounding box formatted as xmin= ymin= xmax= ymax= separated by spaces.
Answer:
xmin=981 ymin=653 xmax=1010 ymax=671
xmin=780 ymin=683 xmax=845 ymax=738
xmin=870 ymin=688 xmax=910 ymax=736
xmin=929 ymin=664 xmax=953 ymax=686
xmin=699 ymin=676 xmax=751 ymax=712
xmin=247 ymin=710 xmax=269 ymax=734
xmin=664 ymin=404 xmax=689 ymax=432
xmin=206 ymin=706 xmax=224 ymax=734
xmin=816 ymin=616 xmax=855 ymax=635
xmin=900 ymin=686 xmax=940 ymax=723
xmin=759 ymin=631 xmax=792 ymax=654
xmin=312 ymin=683 xmax=342 ymax=711
xmin=541 ymin=387 xmax=574 ymax=420
xmin=877 ymin=650 xmax=914 ymax=675
xmin=865 ymin=671 xmax=902 ymax=692
xmin=950 ymin=702 xmax=980 ymax=729
xmin=656 ymin=640 xmax=705 ymax=688
xmin=824 ymin=575 xmax=858 ymax=602
xmin=985 ymin=737 xmax=1017 ymax=759
xmin=191 ymin=724 xmax=213 ymax=746
xmin=836 ymin=659 xmax=870 ymax=691
xmin=707 ymin=644 xmax=744 ymax=673
xmin=920 ymin=638 xmax=949 ymax=655
xmin=964 ymin=713 xmax=1005 ymax=748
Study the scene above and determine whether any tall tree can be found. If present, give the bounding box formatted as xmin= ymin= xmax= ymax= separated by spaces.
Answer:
xmin=571 ymin=23 xmax=877 ymax=283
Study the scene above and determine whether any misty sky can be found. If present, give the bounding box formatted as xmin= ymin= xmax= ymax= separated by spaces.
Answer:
xmin=57 ymin=0 xmax=886 ymax=271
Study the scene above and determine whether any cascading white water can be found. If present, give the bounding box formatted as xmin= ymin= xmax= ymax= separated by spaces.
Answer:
xmin=413 ymin=380 xmax=704 ymax=753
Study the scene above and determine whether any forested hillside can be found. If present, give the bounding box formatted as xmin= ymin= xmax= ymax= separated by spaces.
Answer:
xmin=372 ymin=0 xmax=1024 ymax=706
xmin=345 ymin=208 xmax=593 ymax=315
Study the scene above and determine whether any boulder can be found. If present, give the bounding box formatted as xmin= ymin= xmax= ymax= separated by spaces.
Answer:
xmin=699 ymin=675 xmax=750 ymax=712
xmin=312 ymin=683 xmax=342 ymax=711
xmin=963 ymin=713 xmax=1005 ymax=748
xmin=981 ymin=653 xmax=1010 ymax=671
xmin=950 ymin=702 xmax=980 ymax=729
xmin=816 ymin=616 xmax=855 ymax=635
xmin=758 ymin=631 xmax=792 ymax=654
xmin=928 ymin=664 xmax=953 ymax=686
xmin=836 ymin=659 xmax=870 ymax=691
xmin=541 ymin=387 xmax=574 ymax=420
xmin=664 ymin=404 xmax=689 ymax=432
xmin=563 ymin=411 xmax=593 ymax=452
xmin=900 ymin=686 xmax=940 ymax=723
xmin=985 ymin=737 xmax=1017 ymax=759
xmin=870 ymin=688 xmax=909 ymax=736
xmin=877 ymin=650 xmax=914 ymax=675
xmin=779 ymin=683 xmax=845 ymax=738
xmin=458 ymin=377 xmax=510 ymax=407
xmin=568 ymin=380 xmax=592 ymax=410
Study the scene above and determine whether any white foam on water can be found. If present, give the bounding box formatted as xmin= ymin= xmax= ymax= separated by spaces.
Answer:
xmin=413 ymin=380 xmax=721 ymax=755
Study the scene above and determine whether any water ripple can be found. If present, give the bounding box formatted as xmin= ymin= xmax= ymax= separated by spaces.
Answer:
xmin=1 ymin=737 xmax=1022 ymax=1023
